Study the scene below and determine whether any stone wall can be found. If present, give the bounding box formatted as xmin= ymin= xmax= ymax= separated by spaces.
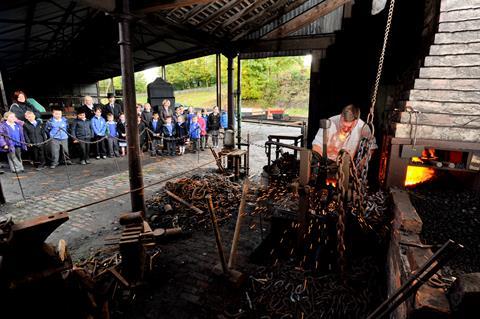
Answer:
xmin=394 ymin=0 xmax=480 ymax=142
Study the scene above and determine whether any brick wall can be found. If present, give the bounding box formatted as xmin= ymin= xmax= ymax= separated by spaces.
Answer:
xmin=394 ymin=0 xmax=480 ymax=142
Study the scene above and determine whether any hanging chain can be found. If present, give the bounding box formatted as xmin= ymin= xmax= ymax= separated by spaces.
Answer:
xmin=356 ymin=0 xmax=397 ymax=191
xmin=335 ymin=151 xmax=347 ymax=279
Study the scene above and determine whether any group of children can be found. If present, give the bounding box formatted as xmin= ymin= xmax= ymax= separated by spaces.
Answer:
xmin=0 ymin=98 xmax=224 ymax=173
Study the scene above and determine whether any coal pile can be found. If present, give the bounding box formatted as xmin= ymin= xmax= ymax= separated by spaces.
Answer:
xmin=409 ymin=183 xmax=480 ymax=275
xmin=146 ymin=174 xmax=242 ymax=231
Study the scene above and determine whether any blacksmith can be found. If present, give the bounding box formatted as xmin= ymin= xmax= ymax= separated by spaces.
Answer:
xmin=312 ymin=104 xmax=377 ymax=161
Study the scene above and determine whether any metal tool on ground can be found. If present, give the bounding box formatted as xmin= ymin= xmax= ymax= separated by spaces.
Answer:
xmin=206 ymin=194 xmax=244 ymax=286
xmin=210 ymin=146 xmax=226 ymax=174
xmin=166 ymin=190 xmax=204 ymax=214
xmin=367 ymin=239 xmax=463 ymax=319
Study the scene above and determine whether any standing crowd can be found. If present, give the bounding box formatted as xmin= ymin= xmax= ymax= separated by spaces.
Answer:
xmin=0 ymin=91 xmax=226 ymax=174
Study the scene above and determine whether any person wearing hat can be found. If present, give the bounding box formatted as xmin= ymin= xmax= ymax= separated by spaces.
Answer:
xmin=312 ymin=104 xmax=376 ymax=161
xmin=103 ymin=93 xmax=123 ymax=120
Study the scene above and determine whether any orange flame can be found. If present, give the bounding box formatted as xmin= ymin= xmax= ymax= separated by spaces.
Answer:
xmin=411 ymin=157 xmax=423 ymax=163
xmin=326 ymin=178 xmax=337 ymax=187
xmin=404 ymin=165 xmax=435 ymax=186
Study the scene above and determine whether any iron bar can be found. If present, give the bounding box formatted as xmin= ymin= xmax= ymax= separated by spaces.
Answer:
xmin=367 ymin=239 xmax=463 ymax=319
xmin=118 ymin=0 xmax=146 ymax=215
xmin=227 ymin=54 xmax=235 ymax=130
xmin=216 ymin=53 xmax=222 ymax=110
xmin=236 ymin=55 xmax=242 ymax=148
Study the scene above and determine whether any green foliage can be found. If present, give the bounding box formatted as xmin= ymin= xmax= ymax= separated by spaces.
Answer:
xmin=98 ymin=54 xmax=310 ymax=114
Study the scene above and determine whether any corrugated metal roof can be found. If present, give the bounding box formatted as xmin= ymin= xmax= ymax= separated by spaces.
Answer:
xmin=0 ymin=0 xmax=346 ymax=85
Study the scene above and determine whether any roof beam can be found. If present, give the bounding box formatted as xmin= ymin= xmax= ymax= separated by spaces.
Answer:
xmin=138 ymin=0 xmax=218 ymax=13
xmin=42 ymin=1 xmax=76 ymax=58
xmin=213 ymin=0 xmax=269 ymax=32
xmin=231 ymin=0 xmax=305 ymax=40
xmin=196 ymin=0 xmax=242 ymax=28
xmin=236 ymin=34 xmax=335 ymax=53
xmin=262 ymin=0 xmax=351 ymax=40
xmin=180 ymin=3 xmax=208 ymax=22
xmin=22 ymin=1 xmax=36 ymax=65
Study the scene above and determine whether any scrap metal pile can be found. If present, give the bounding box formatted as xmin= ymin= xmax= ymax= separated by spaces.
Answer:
xmin=243 ymin=256 xmax=384 ymax=319
xmin=146 ymin=174 xmax=243 ymax=231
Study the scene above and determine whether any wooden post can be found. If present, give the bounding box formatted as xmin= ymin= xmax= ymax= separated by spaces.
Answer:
xmin=227 ymin=54 xmax=235 ymax=130
xmin=299 ymin=149 xmax=311 ymax=187
xmin=206 ymin=195 xmax=228 ymax=274
xmin=308 ymin=50 xmax=322 ymax=146
xmin=118 ymin=0 xmax=146 ymax=215
xmin=228 ymin=178 xmax=250 ymax=269
xmin=216 ymin=53 xmax=222 ymax=110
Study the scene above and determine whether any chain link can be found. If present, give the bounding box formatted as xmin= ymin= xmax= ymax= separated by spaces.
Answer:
xmin=355 ymin=0 xmax=397 ymax=204
xmin=335 ymin=151 xmax=347 ymax=278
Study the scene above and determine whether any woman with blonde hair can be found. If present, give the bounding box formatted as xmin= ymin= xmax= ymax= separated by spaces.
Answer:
xmin=0 ymin=111 xmax=27 ymax=173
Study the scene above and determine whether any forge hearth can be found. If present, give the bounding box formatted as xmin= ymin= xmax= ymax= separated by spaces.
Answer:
xmin=384 ymin=0 xmax=480 ymax=190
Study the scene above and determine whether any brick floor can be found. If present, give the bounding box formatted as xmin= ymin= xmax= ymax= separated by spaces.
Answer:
xmin=0 ymin=122 xmax=301 ymax=259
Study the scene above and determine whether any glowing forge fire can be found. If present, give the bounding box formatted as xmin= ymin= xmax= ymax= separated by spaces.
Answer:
xmin=404 ymin=165 xmax=435 ymax=186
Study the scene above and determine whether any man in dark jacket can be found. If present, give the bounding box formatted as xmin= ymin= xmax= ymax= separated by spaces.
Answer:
xmin=79 ymin=96 xmax=97 ymax=120
xmin=103 ymin=93 xmax=123 ymax=120
xmin=23 ymin=110 xmax=47 ymax=169
xmin=71 ymin=110 xmax=94 ymax=165
xmin=207 ymin=106 xmax=221 ymax=148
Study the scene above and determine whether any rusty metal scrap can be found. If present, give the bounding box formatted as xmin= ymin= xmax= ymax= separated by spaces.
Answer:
xmin=241 ymin=257 xmax=384 ymax=319
xmin=147 ymin=174 xmax=243 ymax=231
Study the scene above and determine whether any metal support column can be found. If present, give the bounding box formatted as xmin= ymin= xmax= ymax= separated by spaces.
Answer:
xmin=0 ymin=71 xmax=8 ymax=112
xmin=227 ymin=54 xmax=235 ymax=130
xmin=216 ymin=53 xmax=222 ymax=110
xmin=236 ymin=56 xmax=242 ymax=148
xmin=118 ymin=0 xmax=146 ymax=215
xmin=161 ymin=65 xmax=166 ymax=80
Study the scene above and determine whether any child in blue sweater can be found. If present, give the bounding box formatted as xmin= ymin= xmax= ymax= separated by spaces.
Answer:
xmin=44 ymin=109 xmax=71 ymax=169
xmin=91 ymin=107 xmax=107 ymax=159
xmin=106 ymin=113 xmax=120 ymax=157
xmin=189 ymin=115 xmax=200 ymax=153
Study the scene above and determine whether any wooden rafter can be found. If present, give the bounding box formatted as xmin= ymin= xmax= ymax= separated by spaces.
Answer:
xmin=138 ymin=0 xmax=218 ymax=13
xmin=213 ymin=0 xmax=269 ymax=32
xmin=22 ymin=2 xmax=36 ymax=64
xmin=195 ymin=0 xmax=242 ymax=28
xmin=42 ymin=1 xmax=76 ymax=58
xmin=180 ymin=3 xmax=209 ymax=22
xmin=236 ymin=34 xmax=335 ymax=53
xmin=262 ymin=0 xmax=351 ymax=39
xmin=230 ymin=0 xmax=296 ymax=40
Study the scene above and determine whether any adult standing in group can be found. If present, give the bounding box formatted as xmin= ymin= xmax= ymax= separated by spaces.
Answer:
xmin=79 ymin=95 xmax=97 ymax=120
xmin=9 ymin=90 xmax=41 ymax=122
xmin=103 ymin=93 xmax=123 ymax=120
xmin=207 ymin=106 xmax=221 ymax=148
xmin=159 ymin=99 xmax=173 ymax=124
